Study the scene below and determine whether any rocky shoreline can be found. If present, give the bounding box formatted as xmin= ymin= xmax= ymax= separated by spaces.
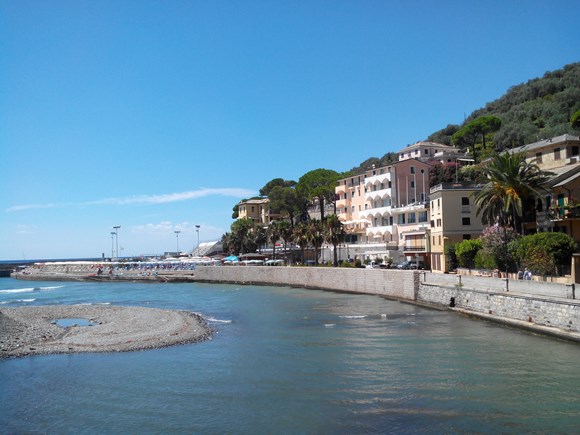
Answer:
xmin=0 ymin=304 xmax=213 ymax=359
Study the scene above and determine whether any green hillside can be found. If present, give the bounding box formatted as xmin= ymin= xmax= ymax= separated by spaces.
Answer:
xmin=352 ymin=62 xmax=580 ymax=174
xmin=428 ymin=62 xmax=580 ymax=149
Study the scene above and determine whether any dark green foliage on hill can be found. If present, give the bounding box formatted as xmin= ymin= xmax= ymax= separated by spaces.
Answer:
xmin=429 ymin=63 xmax=580 ymax=150
xmin=350 ymin=152 xmax=398 ymax=175
xmin=352 ymin=63 xmax=579 ymax=175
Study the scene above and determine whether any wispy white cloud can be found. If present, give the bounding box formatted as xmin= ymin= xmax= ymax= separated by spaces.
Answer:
xmin=6 ymin=188 xmax=256 ymax=212
xmin=16 ymin=224 xmax=38 ymax=234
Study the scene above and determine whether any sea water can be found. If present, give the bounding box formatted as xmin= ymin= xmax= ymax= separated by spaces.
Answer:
xmin=1 ymin=278 xmax=579 ymax=433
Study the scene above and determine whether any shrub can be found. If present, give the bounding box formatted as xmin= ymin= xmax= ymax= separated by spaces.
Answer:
xmin=480 ymin=225 xmax=520 ymax=272
xmin=512 ymin=232 xmax=577 ymax=275
xmin=455 ymin=239 xmax=483 ymax=269
xmin=444 ymin=243 xmax=458 ymax=271
xmin=474 ymin=250 xmax=496 ymax=270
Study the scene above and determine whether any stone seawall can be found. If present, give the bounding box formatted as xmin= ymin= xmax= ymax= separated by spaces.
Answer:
xmin=418 ymin=282 xmax=580 ymax=338
xmin=195 ymin=266 xmax=419 ymax=301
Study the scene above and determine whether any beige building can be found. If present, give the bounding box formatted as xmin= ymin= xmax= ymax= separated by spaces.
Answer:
xmin=512 ymin=134 xmax=580 ymax=241
xmin=429 ymin=183 xmax=484 ymax=273
xmin=237 ymin=198 xmax=280 ymax=225
xmin=398 ymin=141 xmax=461 ymax=163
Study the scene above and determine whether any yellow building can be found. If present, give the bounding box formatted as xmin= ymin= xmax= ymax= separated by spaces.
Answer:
xmin=237 ymin=198 xmax=280 ymax=225
xmin=429 ymin=183 xmax=484 ymax=273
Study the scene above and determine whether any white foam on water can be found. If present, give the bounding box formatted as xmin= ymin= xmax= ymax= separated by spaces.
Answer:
xmin=206 ymin=317 xmax=232 ymax=324
xmin=324 ymin=323 xmax=336 ymax=327
xmin=0 ymin=298 xmax=36 ymax=304
xmin=39 ymin=285 xmax=65 ymax=291
xmin=0 ymin=288 xmax=35 ymax=294
xmin=339 ymin=315 xmax=367 ymax=319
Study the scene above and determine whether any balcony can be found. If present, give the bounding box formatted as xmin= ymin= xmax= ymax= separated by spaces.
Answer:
xmin=364 ymin=172 xmax=392 ymax=188
xmin=403 ymin=244 xmax=427 ymax=253
xmin=365 ymin=188 xmax=392 ymax=202
xmin=360 ymin=206 xmax=392 ymax=219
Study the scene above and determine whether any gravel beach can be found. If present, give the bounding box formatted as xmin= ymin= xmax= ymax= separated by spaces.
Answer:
xmin=0 ymin=305 xmax=213 ymax=359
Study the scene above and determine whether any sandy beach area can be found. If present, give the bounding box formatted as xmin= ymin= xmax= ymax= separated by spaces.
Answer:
xmin=0 ymin=304 xmax=213 ymax=359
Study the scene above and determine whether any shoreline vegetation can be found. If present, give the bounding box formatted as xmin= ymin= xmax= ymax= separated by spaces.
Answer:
xmin=0 ymin=305 xmax=213 ymax=359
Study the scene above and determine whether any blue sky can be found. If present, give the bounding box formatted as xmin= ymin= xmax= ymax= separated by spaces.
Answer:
xmin=1 ymin=0 xmax=578 ymax=260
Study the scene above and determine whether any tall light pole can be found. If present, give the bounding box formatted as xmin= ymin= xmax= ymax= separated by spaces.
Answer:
xmin=195 ymin=225 xmax=200 ymax=254
xmin=113 ymin=225 xmax=121 ymax=261
xmin=110 ymin=232 xmax=115 ymax=260
xmin=175 ymin=230 xmax=181 ymax=254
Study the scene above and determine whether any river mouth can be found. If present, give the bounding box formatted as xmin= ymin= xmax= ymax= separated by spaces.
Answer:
xmin=54 ymin=318 xmax=95 ymax=327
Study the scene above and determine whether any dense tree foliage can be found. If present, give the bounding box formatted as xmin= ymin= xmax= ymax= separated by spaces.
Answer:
xmin=268 ymin=185 xmax=307 ymax=226
xmin=455 ymin=239 xmax=483 ymax=269
xmin=511 ymin=232 xmax=576 ymax=275
xmin=350 ymin=152 xmax=398 ymax=175
xmin=296 ymin=169 xmax=341 ymax=221
xmin=452 ymin=115 xmax=502 ymax=162
xmin=430 ymin=63 xmax=580 ymax=151
xmin=259 ymin=178 xmax=296 ymax=197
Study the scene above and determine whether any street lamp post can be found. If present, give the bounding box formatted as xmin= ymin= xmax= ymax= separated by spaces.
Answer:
xmin=175 ymin=230 xmax=181 ymax=254
xmin=113 ymin=226 xmax=121 ymax=261
xmin=110 ymin=232 xmax=115 ymax=260
xmin=195 ymin=225 xmax=200 ymax=254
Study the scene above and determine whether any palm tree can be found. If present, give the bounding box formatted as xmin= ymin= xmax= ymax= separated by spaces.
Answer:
xmin=324 ymin=215 xmax=345 ymax=267
xmin=293 ymin=222 xmax=310 ymax=264
xmin=308 ymin=219 xmax=325 ymax=265
xmin=267 ymin=221 xmax=281 ymax=259
xmin=473 ymin=150 xmax=552 ymax=233
xmin=278 ymin=220 xmax=293 ymax=263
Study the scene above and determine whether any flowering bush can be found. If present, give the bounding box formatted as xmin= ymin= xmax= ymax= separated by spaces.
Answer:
xmin=480 ymin=225 xmax=520 ymax=272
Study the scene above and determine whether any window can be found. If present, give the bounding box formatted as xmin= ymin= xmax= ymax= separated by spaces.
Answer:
xmin=410 ymin=180 xmax=415 ymax=188
xmin=419 ymin=211 xmax=428 ymax=222
xmin=438 ymin=235 xmax=442 ymax=245
xmin=432 ymin=236 xmax=436 ymax=245
xmin=436 ymin=218 xmax=442 ymax=227
xmin=430 ymin=220 xmax=435 ymax=228
xmin=573 ymin=146 xmax=579 ymax=156
xmin=462 ymin=217 xmax=471 ymax=225
xmin=461 ymin=197 xmax=469 ymax=206
xmin=408 ymin=213 xmax=416 ymax=223
xmin=398 ymin=214 xmax=406 ymax=224
xmin=536 ymin=152 xmax=543 ymax=163
xmin=425 ymin=149 xmax=429 ymax=155
xmin=463 ymin=234 xmax=471 ymax=240
xmin=554 ymin=148 xmax=561 ymax=160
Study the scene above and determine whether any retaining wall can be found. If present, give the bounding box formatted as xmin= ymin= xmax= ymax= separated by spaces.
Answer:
xmin=418 ymin=279 xmax=580 ymax=333
xmin=195 ymin=266 xmax=418 ymax=301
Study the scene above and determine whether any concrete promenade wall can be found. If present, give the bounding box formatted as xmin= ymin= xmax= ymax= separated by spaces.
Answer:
xmin=194 ymin=266 xmax=418 ymax=301
xmin=418 ymin=273 xmax=580 ymax=335
xmin=422 ymin=272 xmax=576 ymax=299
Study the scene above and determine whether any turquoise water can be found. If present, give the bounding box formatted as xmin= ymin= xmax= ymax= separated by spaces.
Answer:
xmin=1 ymin=278 xmax=579 ymax=433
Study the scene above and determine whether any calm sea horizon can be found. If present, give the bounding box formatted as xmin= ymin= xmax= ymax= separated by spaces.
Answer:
xmin=1 ymin=277 xmax=579 ymax=433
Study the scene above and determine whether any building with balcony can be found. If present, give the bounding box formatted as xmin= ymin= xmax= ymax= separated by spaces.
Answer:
xmin=398 ymin=141 xmax=461 ymax=163
xmin=335 ymin=158 xmax=434 ymax=264
xmin=509 ymin=134 xmax=580 ymax=242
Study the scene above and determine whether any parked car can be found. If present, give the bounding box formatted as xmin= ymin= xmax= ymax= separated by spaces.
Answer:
xmin=397 ymin=260 xmax=425 ymax=270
